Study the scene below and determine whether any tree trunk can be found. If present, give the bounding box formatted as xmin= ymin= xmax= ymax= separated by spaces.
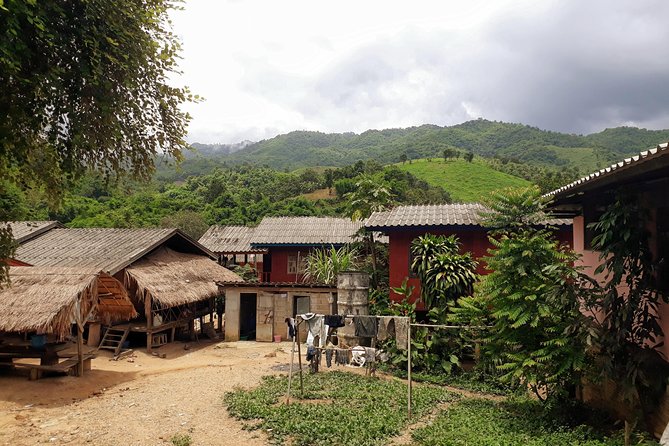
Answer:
xmin=368 ymin=232 xmax=378 ymax=290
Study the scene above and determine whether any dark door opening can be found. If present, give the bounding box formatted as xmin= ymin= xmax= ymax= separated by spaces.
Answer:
xmin=240 ymin=293 xmax=257 ymax=340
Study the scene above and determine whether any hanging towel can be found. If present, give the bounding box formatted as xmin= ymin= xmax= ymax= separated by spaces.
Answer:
xmin=300 ymin=313 xmax=324 ymax=347
xmin=377 ymin=316 xmax=395 ymax=341
xmin=324 ymin=314 xmax=345 ymax=328
xmin=364 ymin=347 xmax=377 ymax=364
xmin=354 ymin=315 xmax=378 ymax=337
xmin=394 ymin=317 xmax=409 ymax=350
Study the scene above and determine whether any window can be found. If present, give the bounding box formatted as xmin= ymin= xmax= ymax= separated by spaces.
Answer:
xmin=287 ymin=253 xmax=307 ymax=275
xmin=294 ymin=296 xmax=310 ymax=316
xmin=408 ymin=248 xmax=417 ymax=278
xmin=583 ymin=205 xmax=606 ymax=250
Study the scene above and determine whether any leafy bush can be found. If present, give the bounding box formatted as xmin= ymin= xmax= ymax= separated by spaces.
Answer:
xmin=303 ymin=246 xmax=359 ymax=285
xmin=477 ymin=187 xmax=590 ymax=399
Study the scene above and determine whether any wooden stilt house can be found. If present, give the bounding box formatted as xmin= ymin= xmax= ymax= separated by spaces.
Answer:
xmin=14 ymin=228 xmax=242 ymax=352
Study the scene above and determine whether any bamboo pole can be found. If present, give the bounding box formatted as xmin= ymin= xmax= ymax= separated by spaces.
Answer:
xmin=296 ymin=319 xmax=304 ymax=396
xmin=407 ymin=320 xmax=412 ymax=420
xmin=287 ymin=327 xmax=296 ymax=404
xmin=77 ymin=323 xmax=84 ymax=377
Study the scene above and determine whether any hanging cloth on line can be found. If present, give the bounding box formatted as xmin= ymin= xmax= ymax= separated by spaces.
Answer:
xmin=300 ymin=313 xmax=324 ymax=347
xmin=393 ymin=317 xmax=409 ymax=351
xmin=354 ymin=315 xmax=378 ymax=337
xmin=377 ymin=316 xmax=394 ymax=341
xmin=324 ymin=314 xmax=345 ymax=328
xmin=284 ymin=317 xmax=296 ymax=339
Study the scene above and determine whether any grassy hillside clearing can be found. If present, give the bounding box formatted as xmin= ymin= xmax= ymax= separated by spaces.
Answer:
xmin=300 ymin=188 xmax=336 ymax=200
xmin=396 ymin=158 xmax=531 ymax=203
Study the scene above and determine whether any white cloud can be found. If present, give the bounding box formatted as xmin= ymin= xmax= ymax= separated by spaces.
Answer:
xmin=170 ymin=0 xmax=669 ymax=143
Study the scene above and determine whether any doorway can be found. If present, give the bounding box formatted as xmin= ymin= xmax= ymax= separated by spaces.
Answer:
xmin=239 ymin=293 xmax=257 ymax=340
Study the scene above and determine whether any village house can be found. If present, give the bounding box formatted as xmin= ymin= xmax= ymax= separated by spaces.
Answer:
xmin=198 ymin=225 xmax=267 ymax=278
xmin=201 ymin=216 xmax=364 ymax=341
xmin=200 ymin=216 xmax=364 ymax=283
xmin=365 ymin=203 xmax=573 ymax=304
xmin=548 ymin=142 xmax=669 ymax=351
xmin=547 ymin=142 xmax=669 ymax=435
xmin=4 ymin=221 xmax=62 ymax=266
xmin=14 ymin=227 xmax=242 ymax=352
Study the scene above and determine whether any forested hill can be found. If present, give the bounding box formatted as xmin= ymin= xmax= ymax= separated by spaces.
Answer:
xmin=206 ymin=120 xmax=669 ymax=171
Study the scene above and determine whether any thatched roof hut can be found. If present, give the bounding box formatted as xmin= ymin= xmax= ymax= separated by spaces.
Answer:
xmin=124 ymin=247 xmax=243 ymax=309
xmin=0 ymin=267 xmax=136 ymax=339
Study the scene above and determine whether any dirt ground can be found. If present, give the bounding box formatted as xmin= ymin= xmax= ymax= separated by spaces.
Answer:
xmin=0 ymin=340 xmax=301 ymax=446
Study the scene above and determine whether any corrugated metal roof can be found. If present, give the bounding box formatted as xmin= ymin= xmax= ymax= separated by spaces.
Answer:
xmin=250 ymin=217 xmax=363 ymax=246
xmin=6 ymin=221 xmax=61 ymax=244
xmin=198 ymin=225 xmax=266 ymax=254
xmin=365 ymin=204 xmax=488 ymax=228
xmin=15 ymin=228 xmax=190 ymax=275
xmin=547 ymin=142 xmax=669 ymax=198
xmin=217 ymin=280 xmax=336 ymax=289
xmin=365 ymin=204 xmax=571 ymax=229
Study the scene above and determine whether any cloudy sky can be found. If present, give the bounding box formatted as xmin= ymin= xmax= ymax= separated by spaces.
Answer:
xmin=170 ymin=0 xmax=669 ymax=144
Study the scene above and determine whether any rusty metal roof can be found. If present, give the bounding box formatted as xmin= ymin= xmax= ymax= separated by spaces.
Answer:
xmin=15 ymin=228 xmax=213 ymax=275
xmin=199 ymin=225 xmax=266 ymax=254
xmin=6 ymin=221 xmax=61 ymax=244
xmin=547 ymin=142 xmax=669 ymax=198
xmin=250 ymin=217 xmax=363 ymax=246
xmin=365 ymin=204 xmax=571 ymax=229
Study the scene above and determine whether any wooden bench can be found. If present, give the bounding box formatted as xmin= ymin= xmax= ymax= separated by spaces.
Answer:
xmin=13 ymin=354 xmax=96 ymax=380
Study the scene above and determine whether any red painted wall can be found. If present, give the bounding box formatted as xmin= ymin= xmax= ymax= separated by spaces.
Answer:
xmin=267 ymin=246 xmax=313 ymax=283
xmin=388 ymin=226 xmax=573 ymax=304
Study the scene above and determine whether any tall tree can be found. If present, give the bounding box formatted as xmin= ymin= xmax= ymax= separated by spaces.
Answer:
xmin=479 ymin=187 xmax=591 ymax=400
xmin=345 ymin=176 xmax=393 ymax=289
xmin=0 ymin=0 xmax=194 ymax=285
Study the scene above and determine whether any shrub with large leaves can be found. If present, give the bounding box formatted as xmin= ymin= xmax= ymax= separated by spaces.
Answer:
xmin=479 ymin=187 xmax=591 ymax=400
xmin=410 ymin=234 xmax=478 ymax=310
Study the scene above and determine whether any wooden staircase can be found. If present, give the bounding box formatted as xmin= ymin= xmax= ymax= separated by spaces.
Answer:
xmin=98 ymin=326 xmax=130 ymax=356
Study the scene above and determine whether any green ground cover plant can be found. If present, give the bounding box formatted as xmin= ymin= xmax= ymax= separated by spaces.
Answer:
xmin=411 ymin=398 xmax=658 ymax=446
xmin=224 ymin=371 xmax=458 ymax=445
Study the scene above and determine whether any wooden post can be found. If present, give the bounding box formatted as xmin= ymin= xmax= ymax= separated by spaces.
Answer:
xmin=287 ymin=328 xmax=296 ymax=404
xmin=145 ymin=293 xmax=153 ymax=353
xmin=296 ymin=319 xmax=304 ymax=396
xmin=77 ymin=323 xmax=84 ymax=377
xmin=407 ymin=319 xmax=412 ymax=419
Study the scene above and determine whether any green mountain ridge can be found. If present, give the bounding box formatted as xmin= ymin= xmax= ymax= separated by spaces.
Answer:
xmin=197 ymin=120 xmax=669 ymax=172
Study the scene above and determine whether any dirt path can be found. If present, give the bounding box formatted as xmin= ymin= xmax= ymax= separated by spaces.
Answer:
xmin=0 ymin=341 xmax=507 ymax=446
xmin=0 ymin=341 xmax=292 ymax=446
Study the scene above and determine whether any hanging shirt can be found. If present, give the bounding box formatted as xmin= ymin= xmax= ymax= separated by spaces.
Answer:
xmin=324 ymin=314 xmax=345 ymax=328
xmin=354 ymin=315 xmax=378 ymax=337
xmin=300 ymin=313 xmax=324 ymax=347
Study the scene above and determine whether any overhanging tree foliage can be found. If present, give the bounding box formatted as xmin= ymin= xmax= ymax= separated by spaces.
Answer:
xmin=0 ymin=0 xmax=194 ymax=285
xmin=479 ymin=187 xmax=590 ymax=399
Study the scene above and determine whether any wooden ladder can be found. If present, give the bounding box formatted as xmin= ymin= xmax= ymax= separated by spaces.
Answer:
xmin=98 ymin=326 xmax=130 ymax=356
